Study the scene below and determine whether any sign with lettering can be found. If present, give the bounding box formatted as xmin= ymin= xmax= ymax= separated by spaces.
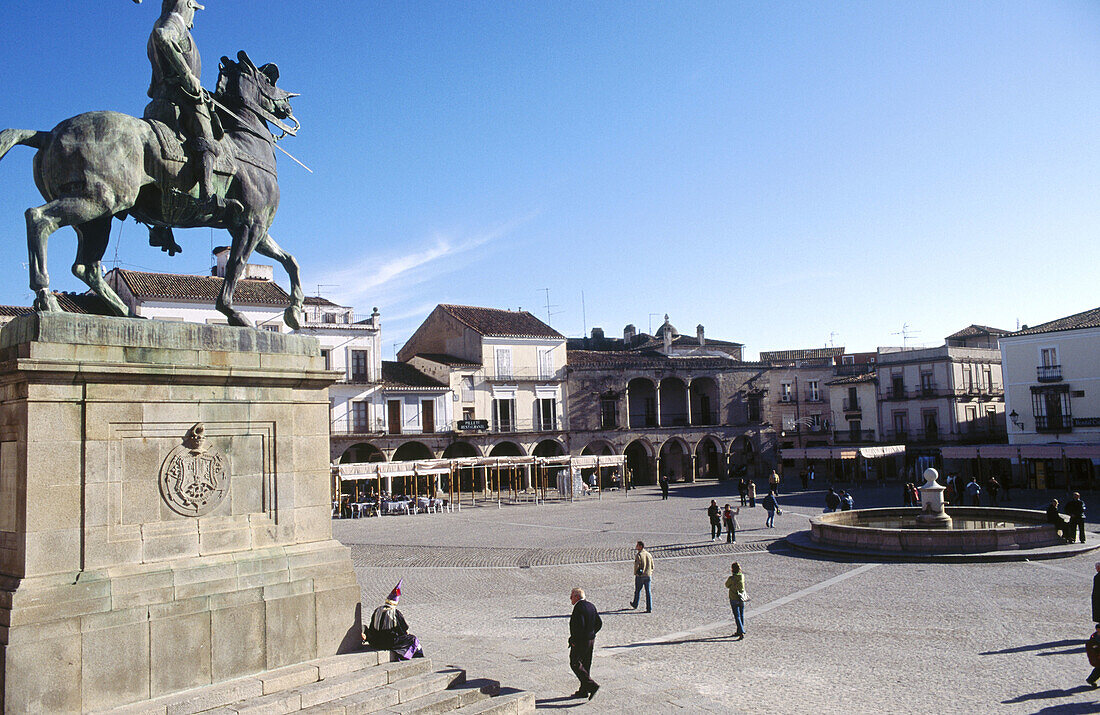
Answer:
xmin=1073 ymin=417 xmax=1100 ymax=427
xmin=457 ymin=419 xmax=489 ymax=431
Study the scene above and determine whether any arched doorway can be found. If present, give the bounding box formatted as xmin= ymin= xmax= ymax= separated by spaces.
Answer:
xmin=390 ymin=441 xmax=433 ymax=496
xmin=627 ymin=378 xmax=657 ymax=428
xmin=580 ymin=440 xmax=615 ymax=456
xmin=392 ymin=441 xmax=432 ymax=461
xmin=659 ymin=439 xmax=689 ymax=481
xmin=729 ymin=435 xmax=756 ymax=479
xmin=533 ymin=439 xmax=566 ymax=457
xmin=659 ymin=377 xmax=689 ymax=427
xmin=694 ymin=436 xmax=722 ymax=480
xmin=489 ymin=441 xmax=525 ymax=495
xmin=444 ymin=441 xmax=479 ymax=492
xmin=625 ymin=439 xmax=654 ymax=485
xmin=689 ymin=377 xmax=719 ymax=426
xmin=339 ymin=442 xmax=384 ymax=464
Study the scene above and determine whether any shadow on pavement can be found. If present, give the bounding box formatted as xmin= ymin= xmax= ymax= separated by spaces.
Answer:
xmin=513 ymin=614 xmax=569 ymax=620
xmin=1004 ymin=685 xmax=1095 ymax=704
xmin=535 ymin=695 xmax=586 ymax=709
xmin=1035 ymin=703 xmax=1100 ymax=714
xmin=603 ymin=634 xmax=738 ymax=649
xmin=981 ymin=639 xmax=1082 ymax=655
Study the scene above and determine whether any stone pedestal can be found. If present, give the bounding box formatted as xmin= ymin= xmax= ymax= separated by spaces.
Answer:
xmin=916 ymin=467 xmax=953 ymax=528
xmin=0 ymin=314 xmax=361 ymax=713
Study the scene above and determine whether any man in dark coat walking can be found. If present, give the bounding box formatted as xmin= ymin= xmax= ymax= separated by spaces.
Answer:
xmin=1092 ymin=562 xmax=1100 ymax=624
xmin=708 ymin=500 xmax=722 ymax=540
xmin=568 ymin=588 xmax=602 ymax=700
xmin=659 ymin=474 xmax=669 ymax=500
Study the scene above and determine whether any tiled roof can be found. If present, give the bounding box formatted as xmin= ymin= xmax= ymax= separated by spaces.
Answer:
xmin=439 ymin=304 xmax=563 ymax=339
xmin=826 ymin=372 xmax=877 ymax=386
xmin=381 ymin=361 xmax=448 ymax=389
xmin=415 ymin=353 xmax=482 ymax=367
xmin=567 ymin=349 xmax=759 ymax=371
xmin=113 ymin=269 xmax=290 ymax=305
xmin=305 ymin=296 xmax=343 ymax=307
xmin=1011 ymin=307 xmax=1100 ymax=337
xmin=760 ymin=347 xmax=846 ymax=362
xmin=0 ymin=292 xmax=115 ymax=317
xmin=0 ymin=305 xmax=32 ymax=317
xmin=946 ymin=324 xmax=1010 ymax=339
xmin=629 ymin=334 xmax=744 ymax=350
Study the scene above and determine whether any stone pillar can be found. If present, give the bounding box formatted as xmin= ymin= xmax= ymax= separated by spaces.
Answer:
xmin=0 ymin=314 xmax=361 ymax=713
xmin=384 ymin=475 xmax=393 ymax=494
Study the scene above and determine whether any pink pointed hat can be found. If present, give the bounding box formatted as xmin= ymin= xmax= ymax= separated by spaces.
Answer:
xmin=386 ymin=579 xmax=402 ymax=603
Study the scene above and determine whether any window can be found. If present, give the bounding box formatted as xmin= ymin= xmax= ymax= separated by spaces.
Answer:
xmin=538 ymin=349 xmax=554 ymax=379
xmin=846 ymin=386 xmax=858 ymax=411
xmin=922 ymin=409 xmax=939 ymax=439
xmin=961 ymin=364 xmax=973 ymax=392
xmin=387 ymin=400 xmax=402 ymax=434
xmin=891 ymin=374 xmax=904 ymax=398
xmin=965 ymin=406 xmax=977 ymax=432
xmin=920 ymin=372 xmax=934 ymax=393
xmin=807 ymin=380 xmax=820 ymax=402
xmin=461 ymin=376 xmax=474 ymax=402
xmin=535 ymin=398 xmax=557 ymax=431
xmin=848 ymin=419 xmax=862 ymax=440
xmin=352 ymin=401 xmax=370 ymax=433
xmin=495 ymin=348 xmax=513 ymax=379
xmin=747 ymin=396 xmax=761 ymax=422
xmin=1031 ymin=384 xmax=1071 ymax=432
xmin=808 ymin=413 xmax=822 ymax=431
xmin=600 ymin=398 xmax=618 ymax=429
xmin=320 ymin=349 xmax=331 ymax=370
xmin=892 ymin=411 xmax=908 ymax=437
xmin=1041 ymin=347 xmax=1058 ymax=367
xmin=351 ymin=350 xmax=370 ymax=382
xmin=492 ymin=398 xmax=516 ymax=432
xmin=462 ymin=407 xmax=475 ymax=422
xmin=780 ymin=382 xmax=793 ymax=402
xmin=842 ymin=355 xmax=855 ymax=365
xmin=982 ymin=366 xmax=992 ymax=391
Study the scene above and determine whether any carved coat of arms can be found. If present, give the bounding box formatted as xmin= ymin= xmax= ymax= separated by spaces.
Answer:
xmin=159 ymin=423 xmax=230 ymax=517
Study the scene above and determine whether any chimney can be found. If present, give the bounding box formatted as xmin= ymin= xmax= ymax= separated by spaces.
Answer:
xmin=624 ymin=324 xmax=636 ymax=345
xmin=697 ymin=324 xmax=705 ymax=346
xmin=591 ymin=327 xmax=604 ymax=342
xmin=663 ymin=324 xmax=672 ymax=352
xmin=212 ymin=246 xmax=231 ymax=277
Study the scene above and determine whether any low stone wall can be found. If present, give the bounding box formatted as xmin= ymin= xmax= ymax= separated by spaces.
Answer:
xmin=809 ymin=507 xmax=1061 ymax=554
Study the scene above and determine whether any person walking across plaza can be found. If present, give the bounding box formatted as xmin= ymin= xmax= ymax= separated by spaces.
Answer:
xmin=723 ymin=503 xmax=740 ymax=543
xmin=1067 ymin=492 xmax=1087 ymax=544
xmin=987 ymin=475 xmax=1001 ymax=506
xmin=568 ymin=587 xmax=602 ymax=699
xmin=659 ymin=474 xmax=669 ymax=500
xmin=825 ymin=487 xmax=841 ymax=513
xmin=1092 ymin=562 xmax=1100 ymax=624
xmin=738 ymin=477 xmax=748 ymax=506
xmin=769 ymin=469 xmax=781 ymax=495
xmin=629 ymin=541 xmax=654 ymax=612
xmin=1087 ymin=622 xmax=1100 ymax=688
xmin=708 ymin=500 xmax=722 ymax=540
xmin=965 ymin=477 xmax=981 ymax=506
xmin=725 ymin=562 xmax=747 ymax=639
xmin=762 ymin=490 xmax=781 ymax=528
xmin=747 ymin=480 xmax=757 ymax=508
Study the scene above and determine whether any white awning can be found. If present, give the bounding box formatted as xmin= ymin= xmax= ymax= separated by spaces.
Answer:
xmin=858 ymin=445 xmax=905 ymax=459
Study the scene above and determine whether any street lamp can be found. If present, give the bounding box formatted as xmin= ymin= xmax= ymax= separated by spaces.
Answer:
xmin=1008 ymin=410 xmax=1024 ymax=430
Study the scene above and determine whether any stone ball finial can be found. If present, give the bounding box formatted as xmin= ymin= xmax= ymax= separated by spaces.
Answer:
xmin=922 ymin=468 xmax=939 ymax=487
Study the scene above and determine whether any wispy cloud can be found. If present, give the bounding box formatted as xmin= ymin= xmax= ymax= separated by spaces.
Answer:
xmin=317 ymin=213 xmax=539 ymax=311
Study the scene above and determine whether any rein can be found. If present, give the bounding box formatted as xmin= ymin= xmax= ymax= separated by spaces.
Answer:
xmin=210 ymin=92 xmax=313 ymax=174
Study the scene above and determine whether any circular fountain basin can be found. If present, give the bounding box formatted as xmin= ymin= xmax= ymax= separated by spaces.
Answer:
xmin=808 ymin=507 xmax=1061 ymax=555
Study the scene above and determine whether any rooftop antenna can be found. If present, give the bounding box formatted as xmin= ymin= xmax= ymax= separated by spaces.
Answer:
xmin=316 ymin=283 xmax=338 ymax=297
xmin=539 ymin=288 xmax=561 ymax=326
xmin=828 ymin=331 xmax=839 ymax=347
xmin=891 ymin=322 xmax=920 ymax=348
xmin=393 ymin=341 xmax=400 ymax=361
xmin=648 ymin=313 xmax=661 ymax=334
xmin=581 ymin=291 xmax=587 ymax=338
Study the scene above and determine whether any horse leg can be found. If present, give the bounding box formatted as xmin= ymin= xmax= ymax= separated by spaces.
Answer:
xmin=26 ymin=196 xmax=111 ymax=312
xmin=71 ymin=215 xmax=130 ymax=317
xmin=254 ymin=232 xmax=304 ymax=330
xmin=216 ymin=222 xmax=267 ymax=327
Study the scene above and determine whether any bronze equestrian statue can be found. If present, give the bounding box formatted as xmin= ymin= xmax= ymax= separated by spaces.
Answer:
xmin=0 ymin=0 xmax=306 ymax=330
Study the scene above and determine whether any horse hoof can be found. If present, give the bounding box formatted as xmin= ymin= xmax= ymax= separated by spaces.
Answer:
xmin=33 ymin=293 xmax=61 ymax=313
xmin=284 ymin=306 xmax=303 ymax=331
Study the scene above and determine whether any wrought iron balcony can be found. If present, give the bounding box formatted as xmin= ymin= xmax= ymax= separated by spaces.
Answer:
xmin=832 ymin=429 xmax=876 ymax=444
xmin=842 ymin=398 xmax=861 ymax=412
xmin=1035 ymin=414 xmax=1071 ymax=433
xmin=1037 ymin=365 xmax=1062 ymax=382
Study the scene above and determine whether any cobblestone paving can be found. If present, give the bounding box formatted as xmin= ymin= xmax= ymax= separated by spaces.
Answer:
xmin=336 ymin=482 xmax=1100 ymax=713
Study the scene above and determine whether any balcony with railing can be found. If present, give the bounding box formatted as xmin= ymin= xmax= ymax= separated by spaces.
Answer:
xmin=832 ymin=429 xmax=876 ymax=444
xmin=1037 ymin=365 xmax=1063 ymax=383
xmin=842 ymin=398 xmax=861 ymax=413
xmin=955 ymin=384 xmax=1005 ymax=400
xmin=690 ymin=411 xmax=720 ymax=426
xmin=1035 ymin=414 xmax=1072 ymax=433
xmin=803 ymin=392 xmax=825 ymax=404
xmin=485 ymin=367 xmax=565 ymax=382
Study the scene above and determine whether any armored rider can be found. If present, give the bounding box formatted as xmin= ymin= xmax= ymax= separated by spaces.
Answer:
xmin=144 ymin=0 xmax=225 ymax=225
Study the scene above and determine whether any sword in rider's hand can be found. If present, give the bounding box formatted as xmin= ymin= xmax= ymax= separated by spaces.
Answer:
xmin=209 ymin=95 xmax=314 ymax=174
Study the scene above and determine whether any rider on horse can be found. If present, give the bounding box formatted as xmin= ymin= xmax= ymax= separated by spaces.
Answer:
xmin=145 ymin=0 xmax=236 ymax=253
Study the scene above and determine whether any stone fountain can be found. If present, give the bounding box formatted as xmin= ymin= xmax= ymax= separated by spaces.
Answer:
xmin=916 ymin=467 xmax=952 ymax=528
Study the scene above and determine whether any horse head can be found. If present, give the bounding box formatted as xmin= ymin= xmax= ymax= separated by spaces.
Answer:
xmin=216 ymin=50 xmax=300 ymax=138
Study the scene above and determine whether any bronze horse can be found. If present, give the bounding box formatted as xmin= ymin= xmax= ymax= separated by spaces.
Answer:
xmin=0 ymin=51 xmax=305 ymax=329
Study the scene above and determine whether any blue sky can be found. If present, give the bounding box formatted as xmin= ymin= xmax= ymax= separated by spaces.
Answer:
xmin=1 ymin=2 xmax=1099 ymax=358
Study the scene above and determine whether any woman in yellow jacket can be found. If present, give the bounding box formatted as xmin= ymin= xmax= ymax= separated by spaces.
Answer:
xmin=725 ymin=562 xmax=746 ymax=639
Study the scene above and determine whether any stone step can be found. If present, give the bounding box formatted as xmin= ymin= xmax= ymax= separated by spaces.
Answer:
xmin=450 ymin=691 xmax=536 ymax=715
xmin=380 ymin=669 xmax=472 ymax=714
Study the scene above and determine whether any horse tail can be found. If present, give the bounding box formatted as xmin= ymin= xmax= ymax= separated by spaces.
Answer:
xmin=0 ymin=129 xmax=49 ymax=162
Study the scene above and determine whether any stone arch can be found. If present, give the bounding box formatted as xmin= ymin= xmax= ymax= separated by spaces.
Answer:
xmin=658 ymin=437 xmax=690 ymax=481
xmin=339 ymin=442 xmax=385 ymax=464
xmin=627 ymin=378 xmax=657 ymax=428
xmin=532 ymin=439 xmax=566 ymax=457
xmin=689 ymin=376 xmax=719 ymax=426
xmin=443 ymin=441 xmax=480 ymax=492
xmin=580 ymin=439 xmax=616 ymax=456
xmin=624 ymin=439 xmax=655 ymax=485
xmin=392 ymin=441 xmax=433 ymax=462
xmin=488 ymin=441 xmax=524 ymax=457
xmin=728 ymin=434 xmax=756 ymax=479
xmin=443 ymin=441 xmax=480 ymax=458
xmin=694 ymin=435 xmax=723 ymax=480
xmin=658 ymin=377 xmax=689 ymax=427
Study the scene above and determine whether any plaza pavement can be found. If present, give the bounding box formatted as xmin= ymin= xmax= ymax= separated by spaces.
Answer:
xmin=334 ymin=482 xmax=1100 ymax=713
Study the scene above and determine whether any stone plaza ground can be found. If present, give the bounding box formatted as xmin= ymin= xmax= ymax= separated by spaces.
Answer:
xmin=334 ymin=483 xmax=1100 ymax=713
